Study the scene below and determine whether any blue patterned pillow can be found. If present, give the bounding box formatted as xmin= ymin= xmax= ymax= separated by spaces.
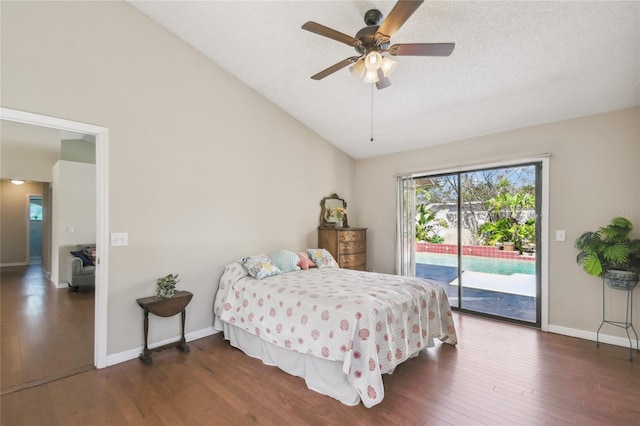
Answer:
xmin=306 ymin=248 xmax=339 ymax=269
xmin=241 ymin=254 xmax=282 ymax=280
xmin=269 ymin=249 xmax=301 ymax=273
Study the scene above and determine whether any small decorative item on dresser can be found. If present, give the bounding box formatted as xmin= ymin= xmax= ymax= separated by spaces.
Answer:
xmin=156 ymin=273 xmax=179 ymax=298
xmin=326 ymin=206 xmax=347 ymax=228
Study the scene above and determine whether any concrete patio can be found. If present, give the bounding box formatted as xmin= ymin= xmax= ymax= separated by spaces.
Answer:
xmin=416 ymin=263 xmax=537 ymax=323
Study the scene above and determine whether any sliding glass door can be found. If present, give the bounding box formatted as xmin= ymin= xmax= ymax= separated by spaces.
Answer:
xmin=398 ymin=163 xmax=541 ymax=326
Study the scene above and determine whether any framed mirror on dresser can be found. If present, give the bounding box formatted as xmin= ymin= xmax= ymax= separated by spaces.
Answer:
xmin=318 ymin=194 xmax=366 ymax=271
xmin=320 ymin=193 xmax=349 ymax=228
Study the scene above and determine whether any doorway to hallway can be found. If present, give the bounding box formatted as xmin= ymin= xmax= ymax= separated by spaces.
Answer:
xmin=0 ymin=264 xmax=94 ymax=394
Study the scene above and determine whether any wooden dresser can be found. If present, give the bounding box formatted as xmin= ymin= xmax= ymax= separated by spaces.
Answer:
xmin=318 ymin=228 xmax=367 ymax=271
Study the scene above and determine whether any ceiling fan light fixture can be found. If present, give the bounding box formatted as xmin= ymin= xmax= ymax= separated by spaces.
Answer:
xmin=380 ymin=57 xmax=398 ymax=77
xmin=364 ymin=51 xmax=383 ymax=71
xmin=363 ymin=68 xmax=380 ymax=83
xmin=303 ymin=0 xmax=455 ymax=92
xmin=349 ymin=59 xmax=365 ymax=79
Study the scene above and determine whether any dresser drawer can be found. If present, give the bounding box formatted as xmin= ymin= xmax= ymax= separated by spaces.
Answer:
xmin=319 ymin=227 xmax=366 ymax=271
xmin=339 ymin=241 xmax=365 ymax=255
xmin=339 ymin=230 xmax=365 ymax=243
xmin=348 ymin=264 xmax=366 ymax=271
xmin=339 ymin=253 xmax=366 ymax=269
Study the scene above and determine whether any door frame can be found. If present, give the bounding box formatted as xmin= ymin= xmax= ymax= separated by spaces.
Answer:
xmin=1 ymin=107 xmax=109 ymax=368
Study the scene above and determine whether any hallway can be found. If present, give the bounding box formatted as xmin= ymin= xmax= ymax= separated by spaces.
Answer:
xmin=1 ymin=265 xmax=94 ymax=394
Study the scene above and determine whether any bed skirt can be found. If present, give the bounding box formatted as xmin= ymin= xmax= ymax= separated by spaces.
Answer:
xmin=215 ymin=317 xmax=429 ymax=406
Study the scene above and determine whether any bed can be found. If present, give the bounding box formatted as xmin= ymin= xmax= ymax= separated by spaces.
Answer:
xmin=213 ymin=259 xmax=457 ymax=408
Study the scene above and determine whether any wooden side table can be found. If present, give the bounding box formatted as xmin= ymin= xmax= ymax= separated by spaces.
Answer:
xmin=136 ymin=290 xmax=193 ymax=365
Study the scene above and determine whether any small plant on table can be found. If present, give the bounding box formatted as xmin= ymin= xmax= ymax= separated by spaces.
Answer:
xmin=156 ymin=273 xmax=180 ymax=298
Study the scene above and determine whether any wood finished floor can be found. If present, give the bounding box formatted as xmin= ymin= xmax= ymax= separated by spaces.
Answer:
xmin=0 ymin=265 xmax=94 ymax=393
xmin=2 ymin=310 xmax=639 ymax=425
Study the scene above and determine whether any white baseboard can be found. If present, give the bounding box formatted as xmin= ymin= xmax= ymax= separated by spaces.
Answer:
xmin=547 ymin=324 xmax=639 ymax=349
xmin=105 ymin=326 xmax=220 ymax=367
xmin=103 ymin=324 xmax=636 ymax=368
xmin=0 ymin=262 xmax=29 ymax=268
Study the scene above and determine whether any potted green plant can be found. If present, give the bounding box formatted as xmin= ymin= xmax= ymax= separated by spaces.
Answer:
xmin=574 ymin=217 xmax=640 ymax=290
xmin=156 ymin=273 xmax=180 ymax=298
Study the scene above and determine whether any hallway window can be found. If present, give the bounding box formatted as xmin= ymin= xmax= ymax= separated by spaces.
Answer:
xmin=30 ymin=197 xmax=42 ymax=220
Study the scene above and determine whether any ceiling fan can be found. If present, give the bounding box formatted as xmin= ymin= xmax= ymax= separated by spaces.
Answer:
xmin=302 ymin=0 xmax=455 ymax=90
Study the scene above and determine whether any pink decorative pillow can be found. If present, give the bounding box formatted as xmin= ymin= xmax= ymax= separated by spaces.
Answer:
xmin=297 ymin=252 xmax=316 ymax=270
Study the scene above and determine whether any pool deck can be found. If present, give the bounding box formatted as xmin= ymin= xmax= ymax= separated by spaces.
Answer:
xmin=449 ymin=271 xmax=535 ymax=297
xmin=416 ymin=263 xmax=537 ymax=323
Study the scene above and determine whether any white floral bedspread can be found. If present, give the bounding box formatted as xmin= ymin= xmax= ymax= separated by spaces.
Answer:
xmin=213 ymin=263 xmax=457 ymax=407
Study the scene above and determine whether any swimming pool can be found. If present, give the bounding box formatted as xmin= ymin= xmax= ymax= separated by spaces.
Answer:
xmin=416 ymin=252 xmax=535 ymax=276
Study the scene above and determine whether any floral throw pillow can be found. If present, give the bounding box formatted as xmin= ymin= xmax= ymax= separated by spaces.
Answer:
xmin=241 ymin=254 xmax=282 ymax=280
xmin=306 ymin=248 xmax=339 ymax=269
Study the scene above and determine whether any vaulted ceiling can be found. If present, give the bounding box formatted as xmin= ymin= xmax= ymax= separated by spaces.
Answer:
xmin=130 ymin=1 xmax=640 ymax=159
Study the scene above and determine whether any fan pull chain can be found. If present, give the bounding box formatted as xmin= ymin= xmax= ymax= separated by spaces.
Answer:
xmin=370 ymin=82 xmax=374 ymax=142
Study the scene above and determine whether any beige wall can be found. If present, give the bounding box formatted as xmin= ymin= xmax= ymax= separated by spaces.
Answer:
xmin=61 ymin=139 xmax=96 ymax=164
xmin=0 ymin=120 xmax=61 ymax=182
xmin=1 ymin=2 xmax=355 ymax=355
xmin=51 ymin=160 xmax=96 ymax=286
xmin=354 ymin=107 xmax=640 ymax=337
xmin=42 ymin=182 xmax=52 ymax=275
xmin=0 ymin=180 xmax=44 ymax=265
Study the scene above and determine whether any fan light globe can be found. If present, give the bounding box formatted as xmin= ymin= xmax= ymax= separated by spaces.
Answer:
xmin=363 ymin=69 xmax=379 ymax=83
xmin=349 ymin=59 xmax=365 ymax=79
xmin=380 ymin=57 xmax=398 ymax=77
xmin=364 ymin=51 xmax=383 ymax=71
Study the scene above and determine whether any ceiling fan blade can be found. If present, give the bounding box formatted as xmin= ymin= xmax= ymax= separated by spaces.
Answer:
xmin=376 ymin=70 xmax=391 ymax=90
xmin=302 ymin=22 xmax=362 ymax=48
xmin=388 ymin=43 xmax=455 ymax=56
xmin=376 ymin=0 xmax=424 ymax=43
xmin=310 ymin=56 xmax=360 ymax=80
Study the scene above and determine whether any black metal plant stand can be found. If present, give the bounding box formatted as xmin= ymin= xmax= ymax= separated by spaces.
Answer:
xmin=596 ymin=278 xmax=639 ymax=361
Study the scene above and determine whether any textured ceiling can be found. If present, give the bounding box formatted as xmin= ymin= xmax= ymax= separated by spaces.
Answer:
xmin=129 ymin=1 xmax=640 ymax=159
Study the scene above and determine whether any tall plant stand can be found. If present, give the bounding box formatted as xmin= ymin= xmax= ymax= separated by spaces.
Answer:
xmin=596 ymin=278 xmax=639 ymax=361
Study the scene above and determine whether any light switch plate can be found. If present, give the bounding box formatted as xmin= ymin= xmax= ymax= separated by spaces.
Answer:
xmin=556 ymin=230 xmax=566 ymax=242
xmin=111 ymin=232 xmax=128 ymax=247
